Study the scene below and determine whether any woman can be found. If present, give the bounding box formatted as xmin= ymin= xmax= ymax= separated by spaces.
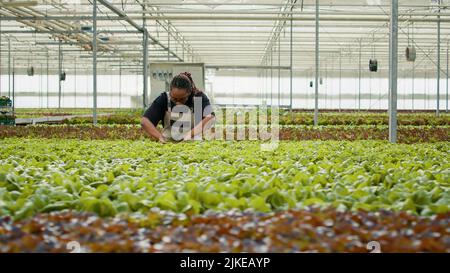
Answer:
xmin=141 ymin=72 xmax=215 ymax=143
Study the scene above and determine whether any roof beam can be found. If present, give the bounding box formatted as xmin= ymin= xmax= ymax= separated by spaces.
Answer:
xmin=97 ymin=0 xmax=144 ymax=33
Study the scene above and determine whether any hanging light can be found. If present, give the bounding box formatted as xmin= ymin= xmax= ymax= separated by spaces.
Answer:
xmin=80 ymin=25 xmax=93 ymax=32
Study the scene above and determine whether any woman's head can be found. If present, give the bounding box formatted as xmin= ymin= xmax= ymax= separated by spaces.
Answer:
xmin=169 ymin=72 xmax=201 ymax=104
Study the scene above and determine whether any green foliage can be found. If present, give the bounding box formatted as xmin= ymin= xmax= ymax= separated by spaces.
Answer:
xmin=0 ymin=139 xmax=448 ymax=220
xmin=14 ymin=108 xmax=450 ymax=126
xmin=1 ymin=124 xmax=449 ymax=144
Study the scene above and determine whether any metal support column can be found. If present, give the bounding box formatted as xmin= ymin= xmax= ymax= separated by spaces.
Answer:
xmin=339 ymin=50 xmax=342 ymax=112
xmin=264 ymin=62 xmax=267 ymax=104
xmin=93 ymin=0 xmax=98 ymax=125
xmin=447 ymin=43 xmax=449 ymax=113
xmin=324 ymin=61 xmax=327 ymax=109
xmin=39 ymin=64 xmax=43 ymax=108
xmin=262 ymin=59 xmax=265 ymax=103
xmin=143 ymin=8 xmax=149 ymax=106
xmin=12 ymin=59 xmax=14 ymax=110
xmin=8 ymin=39 xmax=11 ymax=98
xmin=270 ymin=48 xmax=273 ymax=106
xmin=119 ymin=60 xmax=122 ymax=108
xmin=74 ymin=60 xmax=77 ymax=108
xmin=389 ymin=0 xmax=399 ymax=143
xmin=143 ymin=30 xmax=149 ymax=109
xmin=58 ymin=40 xmax=62 ymax=109
xmin=412 ymin=61 xmax=415 ymax=112
xmin=0 ymin=20 xmax=2 ymax=97
xmin=289 ymin=11 xmax=293 ymax=115
xmin=358 ymin=39 xmax=362 ymax=111
xmin=46 ymin=51 xmax=49 ymax=108
xmin=369 ymin=64 xmax=372 ymax=110
xmin=425 ymin=71 xmax=428 ymax=109
xmin=437 ymin=0 xmax=441 ymax=117
xmin=278 ymin=37 xmax=281 ymax=106
xmin=314 ymin=0 xmax=319 ymax=126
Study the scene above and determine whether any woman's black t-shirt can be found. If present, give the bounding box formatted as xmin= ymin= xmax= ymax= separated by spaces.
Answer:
xmin=143 ymin=92 xmax=214 ymax=127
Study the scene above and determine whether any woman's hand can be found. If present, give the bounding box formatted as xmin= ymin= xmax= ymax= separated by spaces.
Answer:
xmin=183 ymin=115 xmax=215 ymax=141
xmin=159 ymin=136 xmax=167 ymax=143
xmin=182 ymin=133 xmax=192 ymax=141
xmin=141 ymin=117 xmax=168 ymax=143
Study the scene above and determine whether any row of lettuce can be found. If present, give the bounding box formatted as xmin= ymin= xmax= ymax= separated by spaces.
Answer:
xmin=1 ymin=124 xmax=448 ymax=143
xmin=13 ymin=108 xmax=450 ymax=126
xmin=0 ymin=140 xmax=448 ymax=221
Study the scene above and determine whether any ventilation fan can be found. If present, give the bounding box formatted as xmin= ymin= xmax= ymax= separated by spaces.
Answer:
xmin=369 ymin=59 xmax=378 ymax=72
xmin=60 ymin=71 xmax=66 ymax=81
xmin=406 ymin=46 xmax=416 ymax=62
xmin=27 ymin=67 xmax=34 ymax=76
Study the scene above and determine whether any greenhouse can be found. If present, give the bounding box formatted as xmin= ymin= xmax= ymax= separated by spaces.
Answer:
xmin=0 ymin=0 xmax=449 ymax=256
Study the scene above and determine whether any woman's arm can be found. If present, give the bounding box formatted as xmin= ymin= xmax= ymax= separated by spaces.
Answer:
xmin=141 ymin=117 xmax=166 ymax=143
xmin=183 ymin=115 xmax=216 ymax=141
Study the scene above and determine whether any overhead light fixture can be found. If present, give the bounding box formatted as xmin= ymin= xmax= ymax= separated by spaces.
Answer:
xmin=80 ymin=25 xmax=93 ymax=32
